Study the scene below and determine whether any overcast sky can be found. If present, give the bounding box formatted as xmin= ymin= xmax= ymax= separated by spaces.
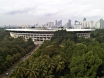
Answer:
xmin=0 ymin=0 xmax=104 ymax=26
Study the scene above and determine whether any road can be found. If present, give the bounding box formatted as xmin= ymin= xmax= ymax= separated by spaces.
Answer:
xmin=0 ymin=44 xmax=40 ymax=78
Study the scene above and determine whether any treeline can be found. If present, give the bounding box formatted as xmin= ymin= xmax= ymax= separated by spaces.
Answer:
xmin=0 ymin=30 xmax=35 ymax=74
xmin=9 ymin=29 xmax=104 ymax=78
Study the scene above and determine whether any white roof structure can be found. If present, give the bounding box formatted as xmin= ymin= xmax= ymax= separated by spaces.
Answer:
xmin=5 ymin=29 xmax=57 ymax=32
xmin=5 ymin=28 xmax=95 ymax=44
xmin=66 ymin=28 xmax=95 ymax=32
xmin=5 ymin=28 xmax=95 ymax=32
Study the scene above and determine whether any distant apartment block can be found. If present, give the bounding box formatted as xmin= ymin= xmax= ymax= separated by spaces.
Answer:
xmin=47 ymin=22 xmax=54 ymax=28
xmin=67 ymin=19 xmax=71 ymax=28
xmin=95 ymin=19 xmax=104 ymax=29
xmin=74 ymin=18 xmax=94 ymax=29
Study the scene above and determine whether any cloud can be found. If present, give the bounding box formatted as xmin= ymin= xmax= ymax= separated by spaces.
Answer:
xmin=45 ymin=12 xmax=59 ymax=16
xmin=6 ymin=7 xmax=36 ymax=15
xmin=83 ymin=9 xmax=104 ymax=17
xmin=1 ymin=0 xmax=104 ymax=25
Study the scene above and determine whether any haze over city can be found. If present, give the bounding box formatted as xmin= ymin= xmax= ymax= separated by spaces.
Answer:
xmin=0 ymin=0 xmax=104 ymax=26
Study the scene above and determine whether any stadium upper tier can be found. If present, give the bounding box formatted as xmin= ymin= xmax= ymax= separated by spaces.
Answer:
xmin=5 ymin=29 xmax=56 ymax=32
xmin=5 ymin=28 xmax=95 ymax=44
xmin=5 ymin=28 xmax=95 ymax=32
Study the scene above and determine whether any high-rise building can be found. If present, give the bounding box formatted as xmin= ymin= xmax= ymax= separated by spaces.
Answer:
xmin=55 ymin=20 xmax=57 ymax=26
xmin=67 ymin=19 xmax=71 ymax=28
xmin=75 ymin=20 xmax=78 ymax=24
xmin=89 ymin=21 xmax=93 ymax=28
xmin=95 ymin=19 xmax=104 ymax=29
xmin=47 ymin=22 xmax=54 ymax=28
xmin=36 ymin=22 xmax=39 ymax=27
xmin=74 ymin=21 xmax=82 ymax=29
xmin=74 ymin=18 xmax=94 ymax=29
xmin=83 ymin=18 xmax=86 ymax=21
xmin=57 ymin=20 xmax=62 ymax=27
xmin=96 ymin=21 xmax=100 ymax=29
xmin=100 ymin=19 xmax=104 ymax=28
xmin=84 ymin=21 xmax=87 ymax=27
xmin=80 ymin=18 xmax=91 ymax=28
xmin=60 ymin=20 xmax=62 ymax=26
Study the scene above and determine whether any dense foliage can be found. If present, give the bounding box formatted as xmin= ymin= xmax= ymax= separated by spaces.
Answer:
xmin=9 ymin=29 xmax=104 ymax=78
xmin=0 ymin=29 xmax=35 ymax=74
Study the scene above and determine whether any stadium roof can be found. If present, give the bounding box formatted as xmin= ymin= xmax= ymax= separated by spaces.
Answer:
xmin=5 ymin=28 xmax=95 ymax=32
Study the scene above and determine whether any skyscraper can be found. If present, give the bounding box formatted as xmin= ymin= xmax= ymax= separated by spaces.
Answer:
xmin=60 ymin=20 xmax=62 ymax=26
xmin=89 ymin=21 xmax=93 ymax=28
xmin=55 ymin=20 xmax=57 ymax=26
xmin=47 ymin=22 xmax=54 ymax=28
xmin=83 ymin=18 xmax=86 ymax=21
xmin=96 ymin=21 xmax=100 ymax=29
xmin=57 ymin=20 xmax=62 ymax=27
xmin=67 ymin=19 xmax=71 ymax=28
xmin=75 ymin=20 xmax=78 ymax=24
xmin=100 ymin=19 xmax=104 ymax=28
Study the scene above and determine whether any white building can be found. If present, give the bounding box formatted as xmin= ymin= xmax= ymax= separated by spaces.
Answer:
xmin=89 ymin=21 xmax=93 ymax=28
xmin=47 ymin=22 xmax=54 ymax=28
xmin=67 ymin=19 xmax=71 ymax=28
xmin=95 ymin=19 xmax=104 ymax=29
xmin=78 ymin=18 xmax=94 ymax=29
xmin=5 ymin=28 xmax=95 ymax=44
xmin=80 ymin=21 xmax=89 ymax=28
xmin=100 ymin=19 xmax=104 ymax=28
xmin=74 ymin=22 xmax=82 ymax=29
xmin=66 ymin=29 xmax=95 ymax=38
xmin=96 ymin=21 xmax=100 ymax=29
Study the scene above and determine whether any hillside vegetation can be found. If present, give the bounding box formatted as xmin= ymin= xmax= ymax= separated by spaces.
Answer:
xmin=0 ymin=29 xmax=35 ymax=74
xmin=9 ymin=29 xmax=104 ymax=78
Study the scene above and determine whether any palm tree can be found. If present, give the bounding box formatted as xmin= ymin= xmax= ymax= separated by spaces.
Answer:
xmin=25 ymin=64 xmax=38 ymax=78
xmin=13 ymin=66 xmax=26 ymax=78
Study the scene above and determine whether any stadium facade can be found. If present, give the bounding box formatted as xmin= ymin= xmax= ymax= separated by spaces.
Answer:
xmin=5 ymin=28 xmax=95 ymax=44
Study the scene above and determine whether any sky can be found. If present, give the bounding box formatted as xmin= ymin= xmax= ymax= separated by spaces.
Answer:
xmin=0 ymin=0 xmax=104 ymax=26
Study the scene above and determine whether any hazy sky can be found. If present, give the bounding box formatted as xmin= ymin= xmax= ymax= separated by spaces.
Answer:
xmin=0 ymin=0 xmax=104 ymax=26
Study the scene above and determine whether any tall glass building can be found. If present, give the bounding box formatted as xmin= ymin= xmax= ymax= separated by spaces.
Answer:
xmin=83 ymin=18 xmax=86 ymax=21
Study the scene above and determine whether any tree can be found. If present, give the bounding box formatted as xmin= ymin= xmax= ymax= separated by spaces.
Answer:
xmin=70 ymin=51 xmax=102 ymax=78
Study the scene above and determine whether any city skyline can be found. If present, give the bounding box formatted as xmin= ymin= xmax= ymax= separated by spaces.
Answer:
xmin=0 ymin=0 xmax=104 ymax=26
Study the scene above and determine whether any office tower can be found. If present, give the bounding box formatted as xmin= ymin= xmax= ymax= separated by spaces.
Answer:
xmin=57 ymin=21 xmax=59 ymax=27
xmin=75 ymin=20 xmax=78 ymax=24
xmin=60 ymin=20 xmax=62 ymax=26
xmin=68 ymin=19 xmax=71 ymax=27
xmin=55 ymin=20 xmax=57 ymax=26
xmin=89 ymin=21 xmax=93 ymax=28
xmin=96 ymin=21 xmax=100 ymax=29
xmin=81 ymin=18 xmax=90 ymax=28
xmin=47 ymin=22 xmax=54 ymax=28
xmin=57 ymin=20 xmax=62 ymax=27
xmin=80 ymin=22 xmax=84 ymax=28
xmin=100 ymin=19 xmax=104 ymax=28
xmin=87 ymin=21 xmax=89 ymax=27
xmin=74 ymin=21 xmax=82 ymax=29
xmin=67 ymin=19 xmax=71 ymax=28
xmin=83 ymin=21 xmax=87 ymax=28
xmin=36 ymin=22 xmax=39 ymax=27
xmin=83 ymin=18 xmax=86 ymax=21
xmin=95 ymin=19 xmax=104 ymax=29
